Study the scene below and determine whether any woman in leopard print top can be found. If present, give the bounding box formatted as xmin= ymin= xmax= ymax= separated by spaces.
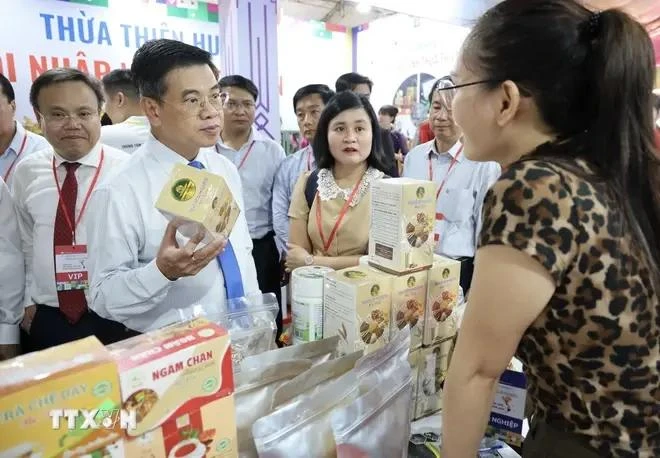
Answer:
xmin=441 ymin=1 xmax=660 ymax=457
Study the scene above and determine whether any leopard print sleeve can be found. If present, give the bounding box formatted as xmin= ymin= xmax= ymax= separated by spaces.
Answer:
xmin=478 ymin=159 xmax=579 ymax=286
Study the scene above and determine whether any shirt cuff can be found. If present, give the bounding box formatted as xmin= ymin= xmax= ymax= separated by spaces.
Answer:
xmin=0 ymin=324 xmax=20 ymax=345
xmin=142 ymin=259 xmax=176 ymax=296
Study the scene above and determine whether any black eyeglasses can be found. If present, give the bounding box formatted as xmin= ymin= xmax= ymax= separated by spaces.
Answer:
xmin=434 ymin=79 xmax=502 ymax=92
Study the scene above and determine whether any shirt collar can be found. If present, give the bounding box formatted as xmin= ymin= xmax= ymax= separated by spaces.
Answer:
xmin=123 ymin=115 xmax=149 ymax=126
xmin=6 ymin=122 xmax=25 ymax=156
xmin=217 ymin=126 xmax=256 ymax=151
xmin=53 ymin=141 xmax=104 ymax=168
xmin=147 ymin=134 xmax=208 ymax=169
xmin=428 ymin=139 xmax=463 ymax=162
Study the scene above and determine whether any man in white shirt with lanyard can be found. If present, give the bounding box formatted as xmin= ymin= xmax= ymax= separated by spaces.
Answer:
xmin=86 ymin=39 xmax=260 ymax=334
xmin=0 ymin=74 xmax=50 ymax=185
xmin=100 ymin=69 xmax=150 ymax=153
xmin=404 ymin=76 xmax=500 ymax=292
xmin=272 ymin=83 xmax=335 ymax=256
xmin=0 ymin=177 xmax=24 ymax=360
xmin=216 ymin=75 xmax=285 ymax=335
xmin=12 ymin=68 xmax=128 ymax=352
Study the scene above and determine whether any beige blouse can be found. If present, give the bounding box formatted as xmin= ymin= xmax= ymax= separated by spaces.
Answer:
xmin=288 ymin=167 xmax=384 ymax=257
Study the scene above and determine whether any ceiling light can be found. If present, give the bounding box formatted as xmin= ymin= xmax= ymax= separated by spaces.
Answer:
xmin=356 ymin=2 xmax=371 ymax=14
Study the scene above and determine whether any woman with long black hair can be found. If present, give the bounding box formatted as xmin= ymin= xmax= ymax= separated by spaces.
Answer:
xmin=441 ymin=1 xmax=660 ymax=457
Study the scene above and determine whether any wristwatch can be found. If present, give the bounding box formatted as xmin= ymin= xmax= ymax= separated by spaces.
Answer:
xmin=304 ymin=254 xmax=314 ymax=266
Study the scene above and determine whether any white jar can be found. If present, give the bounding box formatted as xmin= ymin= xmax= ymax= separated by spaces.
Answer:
xmin=291 ymin=266 xmax=334 ymax=345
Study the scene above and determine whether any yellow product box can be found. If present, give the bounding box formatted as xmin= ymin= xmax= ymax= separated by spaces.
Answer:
xmin=369 ymin=178 xmax=436 ymax=274
xmin=414 ymin=338 xmax=455 ymax=420
xmin=155 ymin=163 xmax=241 ymax=244
xmin=423 ymin=255 xmax=461 ymax=346
xmin=408 ymin=349 xmax=422 ymax=420
xmin=323 ymin=266 xmax=392 ymax=356
xmin=107 ymin=318 xmax=238 ymax=458
xmin=0 ymin=337 xmax=123 ymax=458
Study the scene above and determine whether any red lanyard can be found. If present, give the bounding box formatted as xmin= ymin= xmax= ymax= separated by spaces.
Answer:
xmin=3 ymin=134 xmax=28 ymax=182
xmin=52 ymin=149 xmax=105 ymax=244
xmin=315 ymin=174 xmax=364 ymax=254
xmin=237 ymin=141 xmax=256 ymax=170
xmin=429 ymin=144 xmax=463 ymax=200
xmin=306 ymin=148 xmax=313 ymax=171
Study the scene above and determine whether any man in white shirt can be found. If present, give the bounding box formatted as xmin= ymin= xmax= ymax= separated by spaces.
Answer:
xmin=403 ymin=77 xmax=500 ymax=292
xmin=272 ymin=83 xmax=334 ymax=255
xmin=100 ymin=69 xmax=149 ymax=153
xmin=216 ymin=75 xmax=285 ymax=334
xmin=86 ymin=39 xmax=260 ymax=334
xmin=0 ymin=177 xmax=24 ymax=360
xmin=0 ymin=74 xmax=50 ymax=184
xmin=12 ymin=68 xmax=128 ymax=352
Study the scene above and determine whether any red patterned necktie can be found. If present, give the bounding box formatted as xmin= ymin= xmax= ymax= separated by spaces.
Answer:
xmin=53 ymin=162 xmax=88 ymax=324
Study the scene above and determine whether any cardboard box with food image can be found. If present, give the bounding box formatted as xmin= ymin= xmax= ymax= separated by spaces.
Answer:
xmin=107 ymin=318 xmax=238 ymax=458
xmin=322 ymin=266 xmax=392 ymax=356
xmin=0 ymin=337 xmax=124 ymax=458
xmin=156 ymin=163 xmax=241 ymax=244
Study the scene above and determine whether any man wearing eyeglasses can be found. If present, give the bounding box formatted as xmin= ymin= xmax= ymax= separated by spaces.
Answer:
xmin=85 ymin=40 xmax=260 ymax=337
xmin=403 ymin=76 xmax=500 ymax=293
xmin=10 ymin=68 xmax=128 ymax=352
xmin=215 ymin=75 xmax=285 ymax=336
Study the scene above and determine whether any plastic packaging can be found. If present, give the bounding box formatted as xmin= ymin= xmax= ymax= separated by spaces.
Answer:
xmin=252 ymin=371 xmax=364 ymax=457
xmin=234 ymin=360 xmax=312 ymax=458
xmin=239 ymin=335 xmax=340 ymax=372
xmin=291 ymin=266 xmax=333 ymax=344
xmin=354 ymin=325 xmax=411 ymax=379
xmin=177 ymin=293 xmax=279 ymax=374
xmin=332 ymin=365 xmax=413 ymax=458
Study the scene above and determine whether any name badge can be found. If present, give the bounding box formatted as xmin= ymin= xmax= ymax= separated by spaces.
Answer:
xmin=55 ymin=245 xmax=89 ymax=291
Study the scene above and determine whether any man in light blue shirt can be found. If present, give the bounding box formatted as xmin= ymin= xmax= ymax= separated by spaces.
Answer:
xmin=0 ymin=74 xmax=49 ymax=184
xmin=403 ymin=77 xmax=500 ymax=292
xmin=272 ymin=84 xmax=335 ymax=255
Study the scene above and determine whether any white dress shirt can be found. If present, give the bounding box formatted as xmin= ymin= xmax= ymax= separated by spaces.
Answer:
xmin=86 ymin=135 xmax=260 ymax=332
xmin=0 ymin=122 xmax=50 ymax=184
xmin=403 ymin=140 xmax=500 ymax=258
xmin=100 ymin=116 xmax=150 ymax=154
xmin=272 ymin=146 xmax=315 ymax=254
xmin=0 ymin=178 xmax=24 ymax=344
xmin=10 ymin=142 xmax=128 ymax=310
xmin=215 ymin=128 xmax=285 ymax=240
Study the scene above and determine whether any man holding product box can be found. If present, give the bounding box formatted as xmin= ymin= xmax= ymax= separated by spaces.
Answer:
xmin=403 ymin=77 xmax=500 ymax=292
xmin=86 ymin=39 xmax=260 ymax=334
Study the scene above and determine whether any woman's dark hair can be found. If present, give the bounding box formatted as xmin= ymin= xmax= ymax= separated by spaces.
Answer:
xmin=463 ymin=0 xmax=660 ymax=282
xmin=312 ymin=91 xmax=392 ymax=173
xmin=379 ymin=105 xmax=399 ymax=120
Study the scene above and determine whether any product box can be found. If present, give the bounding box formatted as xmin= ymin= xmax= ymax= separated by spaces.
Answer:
xmin=0 ymin=337 xmax=123 ymax=458
xmin=369 ymin=178 xmax=436 ymax=274
xmin=408 ymin=349 xmax=422 ymax=420
xmin=155 ymin=163 xmax=241 ymax=244
xmin=107 ymin=318 xmax=238 ymax=458
xmin=423 ymin=255 xmax=461 ymax=346
xmin=323 ymin=266 xmax=392 ymax=356
xmin=414 ymin=337 xmax=455 ymax=420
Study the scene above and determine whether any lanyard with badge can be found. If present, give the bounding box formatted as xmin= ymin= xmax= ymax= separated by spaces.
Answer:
xmin=52 ymin=150 xmax=104 ymax=291
xmin=315 ymin=173 xmax=364 ymax=255
xmin=3 ymin=134 xmax=28 ymax=182
xmin=237 ymin=141 xmax=256 ymax=170
xmin=429 ymin=144 xmax=463 ymax=245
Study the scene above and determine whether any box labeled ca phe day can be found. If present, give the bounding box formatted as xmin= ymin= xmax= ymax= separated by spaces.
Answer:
xmin=323 ymin=266 xmax=392 ymax=356
xmin=107 ymin=318 xmax=238 ymax=458
xmin=414 ymin=337 xmax=455 ymax=420
xmin=424 ymin=255 xmax=461 ymax=346
xmin=156 ymin=163 xmax=241 ymax=244
xmin=369 ymin=178 xmax=436 ymax=274
xmin=0 ymin=337 xmax=123 ymax=458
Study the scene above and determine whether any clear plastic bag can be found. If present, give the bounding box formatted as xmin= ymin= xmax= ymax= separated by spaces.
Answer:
xmin=354 ymin=325 xmax=411 ymax=379
xmin=177 ymin=293 xmax=279 ymax=374
xmin=332 ymin=365 xmax=413 ymax=458
xmin=240 ymin=335 xmax=340 ymax=372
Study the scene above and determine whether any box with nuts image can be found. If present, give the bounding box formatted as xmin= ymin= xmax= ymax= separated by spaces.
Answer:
xmin=423 ymin=255 xmax=461 ymax=346
xmin=156 ymin=163 xmax=241 ymax=245
xmin=390 ymin=270 xmax=428 ymax=351
xmin=414 ymin=337 xmax=455 ymax=420
xmin=322 ymin=266 xmax=392 ymax=356
xmin=369 ymin=178 xmax=436 ymax=274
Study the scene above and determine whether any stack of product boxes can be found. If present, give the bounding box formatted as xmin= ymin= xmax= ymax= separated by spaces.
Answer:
xmin=322 ymin=177 xmax=462 ymax=421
